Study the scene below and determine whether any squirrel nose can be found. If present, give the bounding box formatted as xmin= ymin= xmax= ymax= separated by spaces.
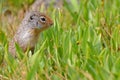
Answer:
xmin=50 ymin=21 xmax=53 ymax=26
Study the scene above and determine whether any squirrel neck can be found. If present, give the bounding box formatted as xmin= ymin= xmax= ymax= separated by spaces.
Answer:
xmin=15 ymin=25 xmax=42 ymax=40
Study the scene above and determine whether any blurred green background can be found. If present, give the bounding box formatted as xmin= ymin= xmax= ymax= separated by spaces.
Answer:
xmin=0 ymin=0 xmax=120 ymax=80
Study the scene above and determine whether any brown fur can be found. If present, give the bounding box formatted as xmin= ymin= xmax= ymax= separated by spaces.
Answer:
xmin=9 ymin=11 xmax=53 ymax=57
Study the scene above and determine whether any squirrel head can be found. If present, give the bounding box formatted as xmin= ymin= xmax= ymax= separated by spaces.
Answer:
xmin=23 ymin=11 xmax=53 ymax=30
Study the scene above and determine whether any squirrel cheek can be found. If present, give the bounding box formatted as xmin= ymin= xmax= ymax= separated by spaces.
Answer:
xmin=36 ymin=22 xmax=42 ymax=29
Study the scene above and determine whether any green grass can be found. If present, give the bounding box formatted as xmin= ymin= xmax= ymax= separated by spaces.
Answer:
xmin=1 ymin=0 xmax=120 ymax=80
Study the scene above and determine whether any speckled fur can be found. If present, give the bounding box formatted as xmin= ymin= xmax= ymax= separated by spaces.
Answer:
xmin=9 ymin=11 xmax=53 ymax=57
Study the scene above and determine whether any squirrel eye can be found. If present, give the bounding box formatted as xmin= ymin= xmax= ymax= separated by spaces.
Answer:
xmin=40 ymin=16 xmax=46 ymax=23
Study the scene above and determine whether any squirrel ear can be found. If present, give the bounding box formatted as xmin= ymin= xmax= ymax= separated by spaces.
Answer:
xmin=30 ymin=14 xmax=36 ymax=20
xmin=30 ymin=15 xmax=33 ymax=20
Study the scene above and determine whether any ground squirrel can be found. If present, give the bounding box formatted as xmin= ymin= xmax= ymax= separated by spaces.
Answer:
xmin=9 ymin=11 xmax=53 ymax=57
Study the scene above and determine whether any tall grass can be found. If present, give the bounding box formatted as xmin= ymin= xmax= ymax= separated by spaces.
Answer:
xmin=0 ymin=0 xmax=120 ymax=80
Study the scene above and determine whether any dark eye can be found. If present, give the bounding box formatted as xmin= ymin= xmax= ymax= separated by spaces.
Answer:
xmin=40 ymin=16 xmax=46 ymax=23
